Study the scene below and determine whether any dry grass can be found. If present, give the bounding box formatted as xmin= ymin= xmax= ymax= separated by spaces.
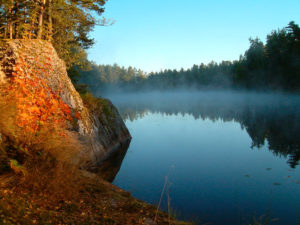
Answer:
xmin=0 ymin=87 xmax=87 ymax=201
xmin=81 ymin=92 xmax=114 ymax=118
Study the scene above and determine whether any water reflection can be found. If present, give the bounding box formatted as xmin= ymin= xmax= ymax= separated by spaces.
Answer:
xmin=109 ymin=91 xmax=300 ymax=168
xmin=92 ymin=140 xmax=131 ymax=182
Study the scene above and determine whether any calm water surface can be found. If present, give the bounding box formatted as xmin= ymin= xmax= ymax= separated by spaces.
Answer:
xmin=108 ymin=92 xmax=300 ymax=225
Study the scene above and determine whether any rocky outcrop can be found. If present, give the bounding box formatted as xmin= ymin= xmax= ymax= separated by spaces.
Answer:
xmin=0 ymin=39 xmax=131 ymax=169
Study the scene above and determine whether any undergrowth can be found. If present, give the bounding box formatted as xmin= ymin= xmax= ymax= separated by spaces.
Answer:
xmin=0 ymin=45 xmax=86 ymax=201
xmin=81 ymin=92 xmax=114 ymax=118
xmin=0 ymin=96 xmax=84 ymax=199
xmin=81 ymin=92 xmax=116 ymax=129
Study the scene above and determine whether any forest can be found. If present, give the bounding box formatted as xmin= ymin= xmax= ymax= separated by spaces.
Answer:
xmin=0 ymin=0 xmax=110 ymax=68
xmin=2 ymin=2 xmax=299 ymax=94
xmin=76 ymin=22 xmax=300 ymax=94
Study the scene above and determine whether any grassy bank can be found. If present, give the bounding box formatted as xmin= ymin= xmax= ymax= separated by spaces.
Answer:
xmin=0 ymin=170 xmax=193 ymax=225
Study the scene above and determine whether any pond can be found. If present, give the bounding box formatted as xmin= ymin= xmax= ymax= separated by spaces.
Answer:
xmin=107 ymin=91 xmax=300 ymax=225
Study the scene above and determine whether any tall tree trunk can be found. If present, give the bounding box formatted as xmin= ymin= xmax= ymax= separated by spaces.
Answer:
xmin=29 ymin=1 xmax=38 ymax=39
xmin=48 ymin=0 xmax=53 ymax=41
xmin=23 ymin=5 xmax=27 ymax=39
xmin=8 ymin=22 xmax=13 ymax=39
xmin=14 ymin=1 xmax=19 ymax=39
xmin=8 ymin=0 xmax=14 ymax=39
xmin=37 ymin=0 xmax=47 ymax=39
xmin=29 ymin=14 xmax=35 ymax=39
xmin=4 ymin=28 xmax=7 ymax=39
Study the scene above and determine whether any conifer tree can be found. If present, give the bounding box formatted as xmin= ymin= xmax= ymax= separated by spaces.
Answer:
xmin=0 ymin=0 xmax=110 ymax=67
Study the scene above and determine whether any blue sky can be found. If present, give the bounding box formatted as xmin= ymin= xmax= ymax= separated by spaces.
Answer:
xmin=88 ymin=0 xmax=300 ymax=72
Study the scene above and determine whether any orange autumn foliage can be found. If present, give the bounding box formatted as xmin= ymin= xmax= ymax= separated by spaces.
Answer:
xmin=2 ymin=50 xmax=75 ymax=136
xmin=0 ymin=44 xmax=86 ymax=203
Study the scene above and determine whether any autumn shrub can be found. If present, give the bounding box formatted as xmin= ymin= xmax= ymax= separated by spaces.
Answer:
xmin=81 ymin=92 xmax=115 ymax=122
xmin=81 ymin=92 xmax=106 ymax=115
xmin=0 ymin=49 xmax=86 ymax=200
xmin=0 ymin=107 xmax=84 ymax=202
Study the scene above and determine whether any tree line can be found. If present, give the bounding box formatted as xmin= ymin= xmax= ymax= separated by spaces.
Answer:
xmin=76 ymin=21 xmax=300 ymax=93
xmin=0 ymin=0 xmax=110 ymax=68
xmin=113 ymin=94 xmax=300 ymax=168
xmin=76 ymin=63 xmax=147 ymax=94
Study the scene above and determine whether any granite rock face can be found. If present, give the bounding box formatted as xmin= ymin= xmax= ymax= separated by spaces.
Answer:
xmin=0 ymin=39 xmax=131 ymax=169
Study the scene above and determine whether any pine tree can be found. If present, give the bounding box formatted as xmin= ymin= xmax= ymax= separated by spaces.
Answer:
xmin=0 ymin=0 xmax=110 ymax=67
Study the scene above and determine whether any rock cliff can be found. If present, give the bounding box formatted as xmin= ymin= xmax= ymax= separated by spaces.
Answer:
xmin=0 ymin=39 xmax=131 ymax=169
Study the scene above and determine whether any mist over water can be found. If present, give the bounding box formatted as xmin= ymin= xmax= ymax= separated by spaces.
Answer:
xmin=103 ymin=91 xmax=300 ymax=225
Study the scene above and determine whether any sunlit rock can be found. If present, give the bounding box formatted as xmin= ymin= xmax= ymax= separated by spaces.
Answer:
xmin=0 ymin=39 xmax=131 ymax=169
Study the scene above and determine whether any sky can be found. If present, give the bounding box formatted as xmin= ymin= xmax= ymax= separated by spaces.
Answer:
xmin=88 ymin=0 xmax=300 ymax=73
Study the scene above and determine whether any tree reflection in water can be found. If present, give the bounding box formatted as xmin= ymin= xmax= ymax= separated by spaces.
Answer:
xmin=109 ymin=91 xmax=300 ymax=168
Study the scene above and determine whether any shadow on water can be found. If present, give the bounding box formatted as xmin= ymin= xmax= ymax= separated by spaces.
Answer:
xmin=108 ymin=91 xmax=300 ymax=168
xmin=93 ymin=139 xmax=131 ymax=182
